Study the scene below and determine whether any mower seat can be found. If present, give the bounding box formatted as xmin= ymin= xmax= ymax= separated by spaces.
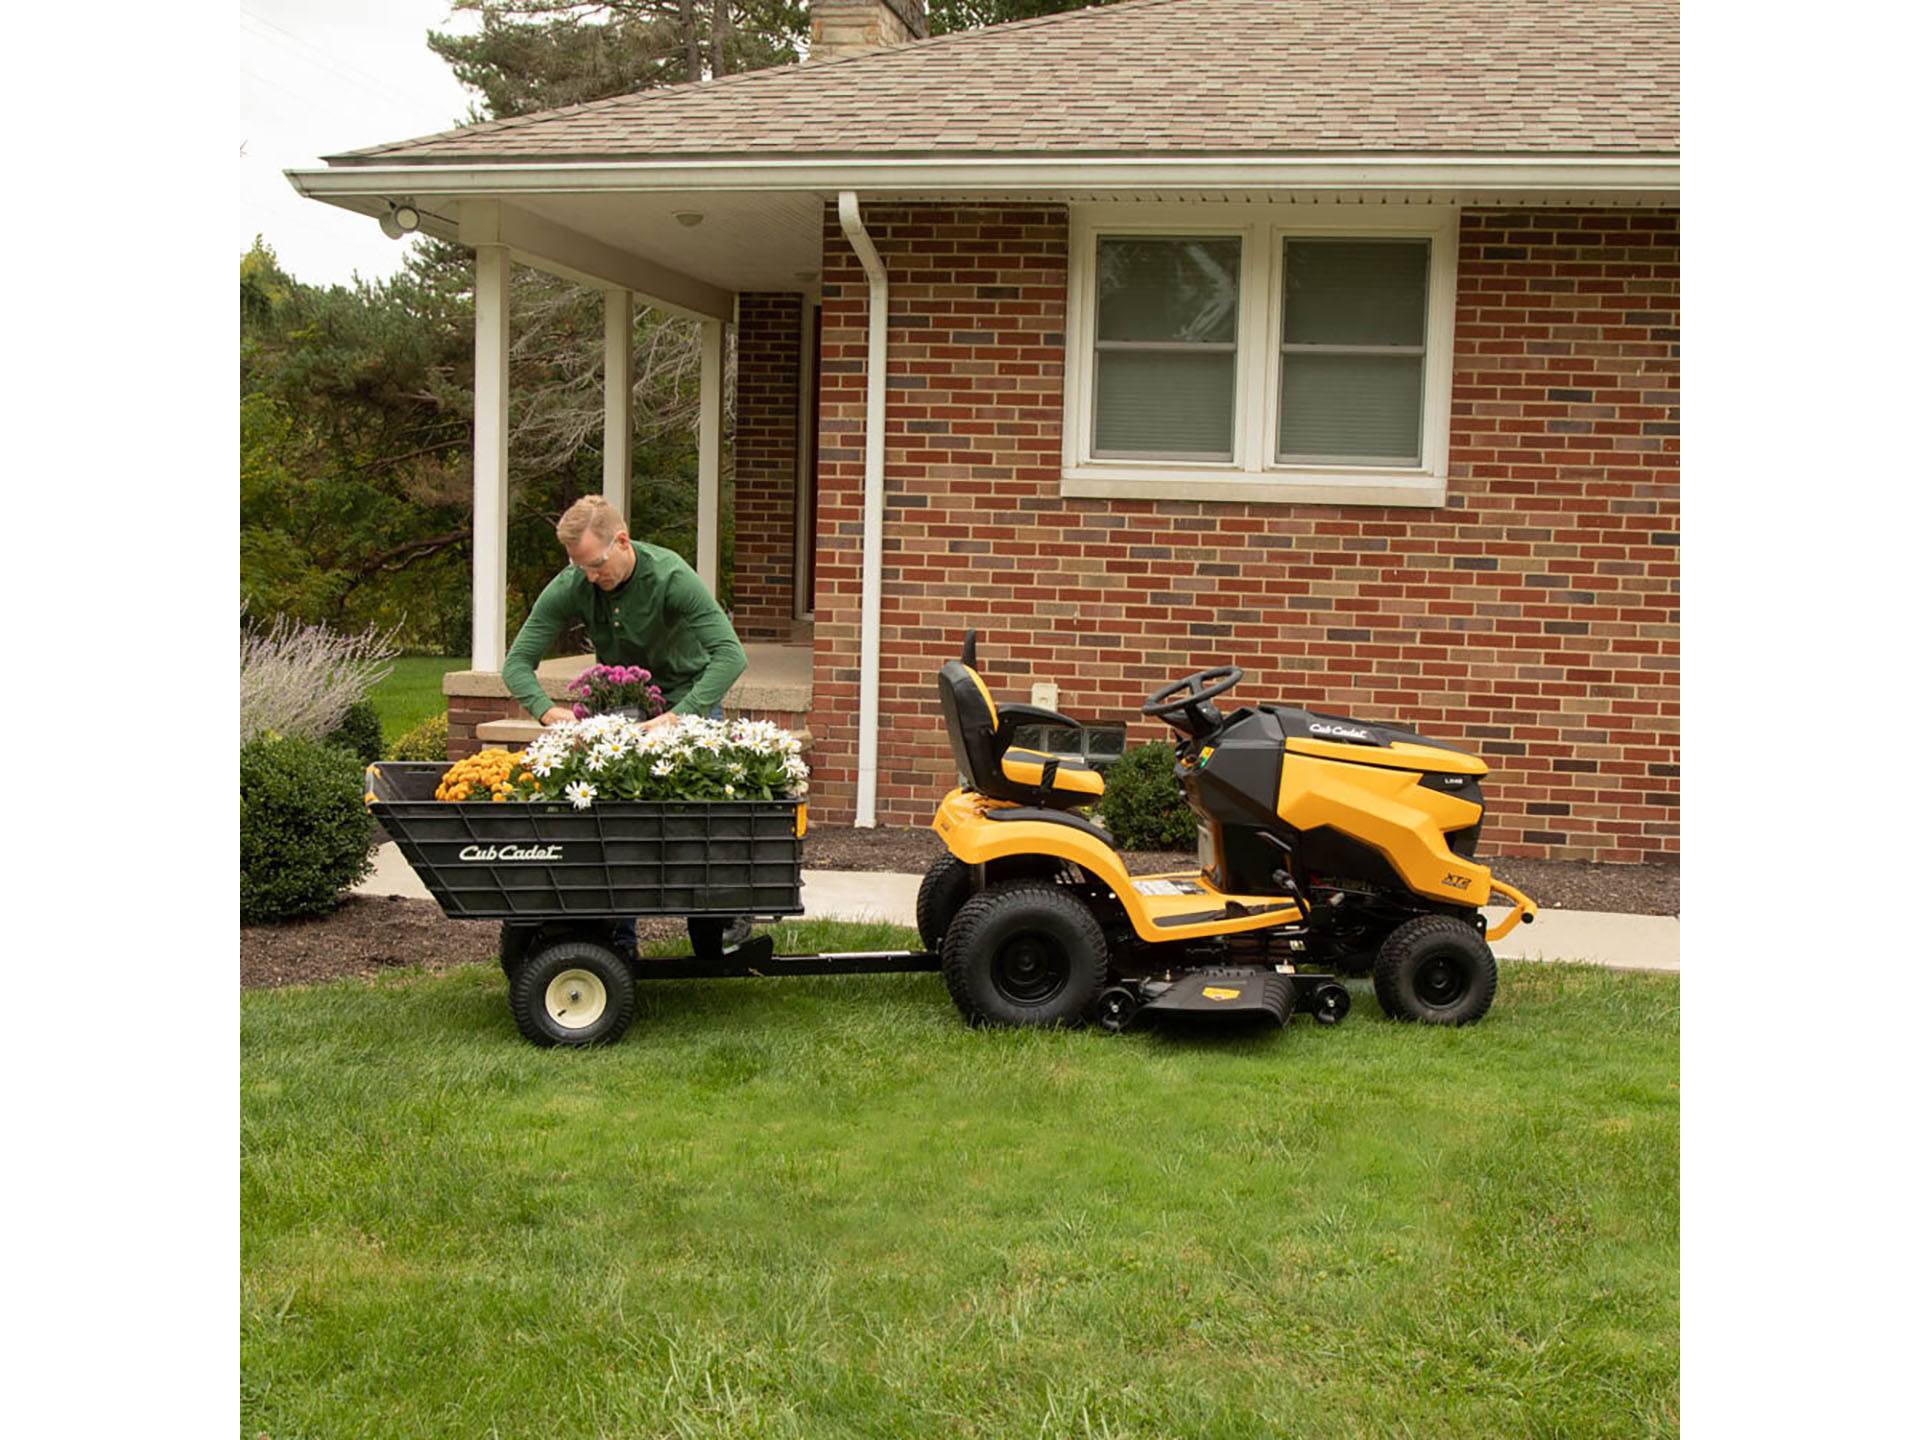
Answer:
xmin=937 ymin=660 xmax=1105 ymax=810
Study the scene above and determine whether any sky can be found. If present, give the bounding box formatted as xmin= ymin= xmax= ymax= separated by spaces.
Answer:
xmin=240 ymin=0 xmax=481 ymax=287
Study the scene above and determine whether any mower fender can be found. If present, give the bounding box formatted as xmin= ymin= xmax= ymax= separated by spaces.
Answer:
xmin=932 ymin=787 xmax=1139 ymax=915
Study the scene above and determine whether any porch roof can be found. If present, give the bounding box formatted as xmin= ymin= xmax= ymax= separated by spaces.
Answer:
xmin=326 ymin=0 xmax=1678 ymax=168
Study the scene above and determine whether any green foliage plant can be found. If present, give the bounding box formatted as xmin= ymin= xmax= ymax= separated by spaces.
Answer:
xmin=240 ymin=736 xmax=378 ymax=925
xmin=323 ymin=700 xmax=384 ymax=767
xmin=1100 ymin=740 xmax=1198 ymax=851
xmin=388 ymin=712 xmax=451 ymax=762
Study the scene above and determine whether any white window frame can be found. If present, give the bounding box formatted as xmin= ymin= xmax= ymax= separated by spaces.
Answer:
xmin=1062 ymin=201 xmax=1460 ymax=508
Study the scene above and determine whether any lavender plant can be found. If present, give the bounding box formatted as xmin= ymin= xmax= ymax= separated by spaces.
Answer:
xmin=240 ymin=608 xmax=400 ymax=744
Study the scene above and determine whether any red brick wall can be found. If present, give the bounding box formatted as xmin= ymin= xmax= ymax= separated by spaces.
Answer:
xmin=447 ymin=693 xmax=523 ymax=761
xmin=810 ymin=204 xmax=1679 ymax=864
xmin=731 ymin=292 xmax=803 ymax=640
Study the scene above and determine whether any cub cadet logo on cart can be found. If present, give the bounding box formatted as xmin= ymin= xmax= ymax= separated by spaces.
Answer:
xmin=458 ymin=843 xmax=564 ymax=863
xmin=1308 ymin=722 xmax=1371 ymax=741
xmin=1202 ymin=986 xmax=1242 ymax=1001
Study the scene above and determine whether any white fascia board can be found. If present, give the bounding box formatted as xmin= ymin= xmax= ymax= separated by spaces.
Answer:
xmin=286 ymin=153 xmax=1679 ymax=199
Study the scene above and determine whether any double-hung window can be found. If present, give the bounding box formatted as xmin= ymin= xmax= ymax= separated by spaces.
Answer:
xmin=1064 ymin=205 xmax=1458 ymax=507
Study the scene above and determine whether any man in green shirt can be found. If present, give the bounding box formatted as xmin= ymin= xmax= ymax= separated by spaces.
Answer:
xmin=504 ymin=496 xmax=747 ymax=728
xmin=505 ymin=496 xmax=751 ymax=958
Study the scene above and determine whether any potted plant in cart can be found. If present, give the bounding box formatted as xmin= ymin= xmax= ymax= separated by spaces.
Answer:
xmin=563 ymin=663 xmax=666 ymax=721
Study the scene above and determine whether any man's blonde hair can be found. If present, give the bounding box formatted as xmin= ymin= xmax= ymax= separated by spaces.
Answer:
xmin=556 ymin=495 xmax=627 ymax=548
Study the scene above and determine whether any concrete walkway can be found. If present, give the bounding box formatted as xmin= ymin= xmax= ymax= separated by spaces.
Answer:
xmin=358 ymin=848 xmax=1678 ymax=973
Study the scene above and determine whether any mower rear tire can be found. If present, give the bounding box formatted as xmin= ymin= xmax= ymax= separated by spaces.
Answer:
xmin=941 ymin=883 xmax=1107 ymax=1028
xmin=1373 ymin=915 xmax=1497 ymax=1026
xmin=916 ymin=852 xmax=973 ymax=954
xmin=509 ymin=939 xmax=637 ymax=1047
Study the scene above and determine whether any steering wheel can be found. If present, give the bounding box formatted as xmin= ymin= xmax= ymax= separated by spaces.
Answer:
xmin=1141 ymin=666 xmax=1244 ymax=737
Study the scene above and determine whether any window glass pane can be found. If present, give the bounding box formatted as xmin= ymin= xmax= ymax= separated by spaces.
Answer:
xmin=1278 ymin=353 xmax=1423 ymax=462
xmin=1283 ymin=240 xmax=1428 ymax=347
xmin=1086 ymin=727 xmax=1126 ymax=759
xmin=1095 ymin=350 xmax=1235 ymax=457
xmin=1097 ymin=236 xmax=1240 ymax=344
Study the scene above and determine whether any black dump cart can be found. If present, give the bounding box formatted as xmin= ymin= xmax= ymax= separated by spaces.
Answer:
xmin=368 ymin=761 xmax=935 ymax=1046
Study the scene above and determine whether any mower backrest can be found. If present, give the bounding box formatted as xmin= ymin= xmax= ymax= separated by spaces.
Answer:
xmin=938 ymin=659 xmax=1003 ymax=792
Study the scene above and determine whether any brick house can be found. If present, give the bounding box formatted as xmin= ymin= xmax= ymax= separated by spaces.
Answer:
xmin=291 ymin=0 xmax=1679 ymax=863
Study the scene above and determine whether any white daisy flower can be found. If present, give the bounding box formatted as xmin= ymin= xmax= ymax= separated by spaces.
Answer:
xmin=564 ymin=780 xmax=597 ymax=809
xmin=652 ymin=759 xmax=673 ymax=777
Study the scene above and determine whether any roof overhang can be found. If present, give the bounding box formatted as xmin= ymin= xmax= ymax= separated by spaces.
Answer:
xmin=291 ymin=151 xmax=1678 ymax=200
xmin=287 ymin=152 xmax=1676 ymax=318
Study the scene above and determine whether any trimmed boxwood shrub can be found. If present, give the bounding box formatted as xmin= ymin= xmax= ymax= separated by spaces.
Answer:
xmin=388 ymin=710 xmax=449 ymax=762
xmin=1099 ymin=740 xmax=1198 ymax=851
xmin=323 ymin=698 xmax=384 ymax=767
xmin=241 ymin=735 xmax=377 ymax=925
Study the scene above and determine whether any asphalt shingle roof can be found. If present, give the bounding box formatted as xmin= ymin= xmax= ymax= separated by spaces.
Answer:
xmin=330 ymin=0 xmax=1678 ymax=165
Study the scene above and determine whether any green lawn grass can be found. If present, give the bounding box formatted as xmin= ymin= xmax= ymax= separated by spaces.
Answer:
xmin=368 ymin=655 xmax=467 ymax=746
xmin=242 ymin=921 xmax=1679 ymax=1438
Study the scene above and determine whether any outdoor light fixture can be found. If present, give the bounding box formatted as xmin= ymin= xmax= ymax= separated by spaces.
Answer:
xmin=673 ymin=211 xmax=705 ymax=228
xmin=378 ymin=201 xmax=421 ymax=239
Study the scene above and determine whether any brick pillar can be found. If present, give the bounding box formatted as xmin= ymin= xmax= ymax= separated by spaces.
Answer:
xmin=732 ymin=292 xmax=803 ymax=641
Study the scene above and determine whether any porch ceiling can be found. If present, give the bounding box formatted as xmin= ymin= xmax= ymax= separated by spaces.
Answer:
xmin=300 ymin=187 xmax=827 ymax=302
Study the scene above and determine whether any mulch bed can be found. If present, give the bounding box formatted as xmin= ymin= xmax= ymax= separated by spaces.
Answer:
xmin=240 ymin=896 xmax=683 ymax=991
xmin=244 ymin=827 xmax=1676 ymax=991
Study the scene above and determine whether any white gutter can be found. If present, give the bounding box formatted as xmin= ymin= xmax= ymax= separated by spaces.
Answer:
xmin=287 ymin=154 xmax=1679 ymax=200
xmin=837 ymin=190 xmax=887 ymax=830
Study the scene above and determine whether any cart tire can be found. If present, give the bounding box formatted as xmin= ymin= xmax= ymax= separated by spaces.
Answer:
xmin=916 ymin=853 xmax=973 ymax=954
xmin=1373 ymin=915 xmax=1497 ymax=1026
xmin=509 ymin=940 xmax=637 ymax=1047
xmin=941 ymin=883 xmax=1107 ymax=1028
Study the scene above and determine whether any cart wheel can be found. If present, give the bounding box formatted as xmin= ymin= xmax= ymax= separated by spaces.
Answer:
xmin=509 ymin=940 xmax=637 ymax=1047
xmin=941 ymin=883 xmax=1107 ymax=1028
xmin=916 ymin=852 xmax=972 ymax=953
xmin=1373 ymin=915 xmax=1497 ymax=1026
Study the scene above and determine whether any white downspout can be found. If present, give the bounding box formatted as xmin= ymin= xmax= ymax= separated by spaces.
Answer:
xmin=838 ymin=190 xmax=887 ymax=828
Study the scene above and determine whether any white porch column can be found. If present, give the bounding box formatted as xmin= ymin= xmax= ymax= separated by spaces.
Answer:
xmin=602 ymin=287 xmax=633 ymax=519
xmin=471 ymin=243 xmax=511 ymax=672
xmin=696 ymin=317 xmax=724 ymax=592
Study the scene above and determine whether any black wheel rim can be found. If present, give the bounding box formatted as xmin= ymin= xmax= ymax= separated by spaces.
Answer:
xmin=991 ymin=930 xmax=1070 ymax=1005
xmin=1413 ymin=954 xmax=1468 ymax=1007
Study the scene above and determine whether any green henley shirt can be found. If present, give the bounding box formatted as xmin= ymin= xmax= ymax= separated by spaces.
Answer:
xmin=502 ymin=542 xmax=748 ymax=721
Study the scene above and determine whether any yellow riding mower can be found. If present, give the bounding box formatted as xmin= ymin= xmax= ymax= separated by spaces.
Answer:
xmin=920 ymin=634 xmax=1538 ymax=1033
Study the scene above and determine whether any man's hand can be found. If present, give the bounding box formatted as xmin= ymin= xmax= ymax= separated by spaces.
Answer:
xmin=540 ymin=706 xmax=573 ymax=726
xmin=641 ymin=710 xmax=681 ymax=733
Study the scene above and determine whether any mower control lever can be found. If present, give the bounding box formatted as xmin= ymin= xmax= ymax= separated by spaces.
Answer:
xmin=1141 ymin=666 xmax=1244 ymax=738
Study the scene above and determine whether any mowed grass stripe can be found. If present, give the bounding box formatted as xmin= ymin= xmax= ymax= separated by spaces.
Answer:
xmin=242 ymin=921 xmax=1678 ymax=1438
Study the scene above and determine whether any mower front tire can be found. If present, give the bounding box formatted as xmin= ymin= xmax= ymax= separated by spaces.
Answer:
xmin=916 ymin=852 xmax=972 ymax=954
xmin=1373 ymin=915 xmax=1497 ymax=1026
xmin=941 ymin=883 xmax=1107 ymax=1028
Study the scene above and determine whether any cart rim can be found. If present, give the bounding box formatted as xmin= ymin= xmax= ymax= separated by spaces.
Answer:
xmin=544 ymin=968 xmax=609 ymax=1029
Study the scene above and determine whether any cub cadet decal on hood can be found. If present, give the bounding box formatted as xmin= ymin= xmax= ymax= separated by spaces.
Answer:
xmin=1308 ymin=721 xmax=1375 ymax=742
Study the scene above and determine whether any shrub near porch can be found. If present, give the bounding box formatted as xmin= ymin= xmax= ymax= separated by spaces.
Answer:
xmin=241 ymin=929 xmax=1678 ymax=1438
